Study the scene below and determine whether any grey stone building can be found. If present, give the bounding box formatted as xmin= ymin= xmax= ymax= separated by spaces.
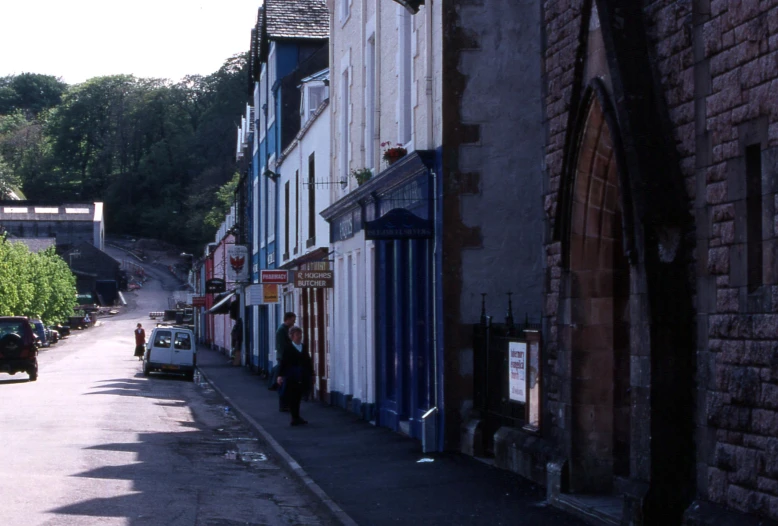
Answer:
xmin=0 ymin=201 xmax=105 ymax=252
xmin=529 ymin=0 xmax=778 ymax=525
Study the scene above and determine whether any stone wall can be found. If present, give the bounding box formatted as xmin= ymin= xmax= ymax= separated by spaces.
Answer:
xmin=541 ymin=0 xmax=778 ymax=522
xmin=688 ymin=0 xmax=778 ymax=521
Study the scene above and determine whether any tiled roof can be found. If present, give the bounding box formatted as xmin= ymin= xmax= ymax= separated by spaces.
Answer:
xmin=265 ymin=0 xmax=329 ymax=40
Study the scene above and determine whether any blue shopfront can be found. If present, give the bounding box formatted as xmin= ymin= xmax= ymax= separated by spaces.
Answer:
xmin=326 ymin=151 xmax=442 ymax=447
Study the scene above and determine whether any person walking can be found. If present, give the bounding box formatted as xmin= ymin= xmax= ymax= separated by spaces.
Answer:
xmin=134 ymin=323 xmax=146 ymax=361
xmin=229 ymin=318 xmax=243 ymax=365
xmin=277 ymin=326 xmax=313 ymax=426
xmin=269 ymin=312 xmax=296 ymax=392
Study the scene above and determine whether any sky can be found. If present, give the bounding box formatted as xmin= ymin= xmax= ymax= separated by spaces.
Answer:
xmin=0 ymin=0 xmax=261 ymax=85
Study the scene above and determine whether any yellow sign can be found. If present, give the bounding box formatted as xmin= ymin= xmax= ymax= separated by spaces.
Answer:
xmin=263 ymin=284 xmax=279 ymax=304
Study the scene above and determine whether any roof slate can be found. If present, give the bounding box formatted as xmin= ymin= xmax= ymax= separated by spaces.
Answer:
xmin=265 ymin=0 xmax=329 ymax=40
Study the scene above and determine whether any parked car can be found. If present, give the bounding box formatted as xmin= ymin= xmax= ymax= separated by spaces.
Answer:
xmin=46 ymin=327 xmax=59 ymax=344
xmin=0 ymin=316 xmax=38 ymax=381
xmin=54 ymin=324 xmax=70 ymax=338
xmin=143 ymin=325 xmax=196 ymax=380
xmin=31 ymin=319 xmax=49 ymax=348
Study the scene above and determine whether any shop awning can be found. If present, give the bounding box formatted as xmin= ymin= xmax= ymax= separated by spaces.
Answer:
xmin=206 ymin=291 xmax=235 ymax=315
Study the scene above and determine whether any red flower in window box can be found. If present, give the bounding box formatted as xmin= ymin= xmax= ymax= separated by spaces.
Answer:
xmin=381 ymin=142 xmax=407 ymax=165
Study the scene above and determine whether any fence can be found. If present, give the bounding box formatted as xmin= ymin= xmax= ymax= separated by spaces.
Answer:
xmin=472 ymin=293 xmax=542 ymax=455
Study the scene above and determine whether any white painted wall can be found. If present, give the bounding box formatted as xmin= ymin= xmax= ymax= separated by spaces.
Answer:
xmin=326 ymin=0 xmax=441 ymax=409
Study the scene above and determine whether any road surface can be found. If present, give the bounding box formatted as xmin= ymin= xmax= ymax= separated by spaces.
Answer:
xmin=0 ymin=273 xmax=337 ymax=526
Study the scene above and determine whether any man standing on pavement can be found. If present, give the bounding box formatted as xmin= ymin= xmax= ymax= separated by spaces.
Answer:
xmin=134 ymin=323 xmax=146 ymax=361
xmin=270 ymin=313 xmax=296 ymax=410
xmin=277 ymin=325 xmax=313 ymax=426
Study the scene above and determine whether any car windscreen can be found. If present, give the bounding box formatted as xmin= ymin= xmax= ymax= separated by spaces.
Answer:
xmin=174 ymin=332 xmax=192 ymax=350
xmin=0 ymin=321 xmax=24 ymax=338
xmin=153 ymin=330 xmax=172 ymax=348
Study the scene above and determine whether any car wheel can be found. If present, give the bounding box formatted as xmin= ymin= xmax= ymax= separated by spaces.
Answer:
xmin=186 ymin=371 xmax=195 ymax=381
xmin=28 ymin=366 xmax=38 ymax=382
xmin=143 ymin=361 xmax=150 ymax=376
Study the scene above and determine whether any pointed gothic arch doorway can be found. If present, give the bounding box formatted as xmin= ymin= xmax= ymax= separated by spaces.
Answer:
xmin=566 ymin=93 xmax=631 ymax=493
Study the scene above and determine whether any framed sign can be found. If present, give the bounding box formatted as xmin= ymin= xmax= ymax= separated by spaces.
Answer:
xmin=227 ymin=245 xmax=249 ymax=282
xmin=508 ymin=341 xmax=527 ymax=403
xmin=191 ymin=296 xmax=206 ymax=307
xmin=262 ymin=284 xmax=279 ymax=303
xmin=205 ymin=278 xmax=226 ymax=294
xmin=294 ymin=270 xmax=334 ymax=288
xmin=260 ymin=270 xmax=289 ymax=284
xmin=246 ymin=284 xmax=280 ymax=304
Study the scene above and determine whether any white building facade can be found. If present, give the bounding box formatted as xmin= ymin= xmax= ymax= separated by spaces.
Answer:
xmin=322 ymin=0 xmax=443 ymax=437
xmin=276 ymin=70 xmax=333 ymax=400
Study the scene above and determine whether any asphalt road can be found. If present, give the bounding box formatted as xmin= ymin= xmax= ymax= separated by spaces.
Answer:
xmin=0 ymin=275 xmax=338 ymax=526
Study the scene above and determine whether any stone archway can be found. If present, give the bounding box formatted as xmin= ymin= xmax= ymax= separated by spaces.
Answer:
xmin=567 ymin=95 xmax=631 ymax=493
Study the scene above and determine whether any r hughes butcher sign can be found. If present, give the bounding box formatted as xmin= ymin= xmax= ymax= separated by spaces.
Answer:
xmin=294 ymin=270 xmax=334 ymax=288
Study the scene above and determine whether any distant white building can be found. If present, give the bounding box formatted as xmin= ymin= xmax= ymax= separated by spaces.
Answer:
xmin=0 ymin=201 xmax=105 ymax=252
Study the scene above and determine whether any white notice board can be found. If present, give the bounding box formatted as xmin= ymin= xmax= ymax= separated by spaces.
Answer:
xmin=508 ymin=341 xmax=527 ymax=403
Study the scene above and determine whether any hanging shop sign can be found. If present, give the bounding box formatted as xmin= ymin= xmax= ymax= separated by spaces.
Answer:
xmin=246 ymin=283 xmax=280 ymax=305
xmin=191 ymin=296 xmax=206 ymax=307
xmin=227 ymin=245 xmax=249 ymax=282
xmin=260 ymin=269 xmax=289 ymax=284
xmin=364 ymin=208 xmax=433 ymax=240
xmin=508 ymin=341 xmax=527 ymax=403
xmin=294 ymin=270 xmax=334 ymax=288
xmin=205 ymin=278 xmax=226 ymax=294
xmin=263 ymin=284 xmax=279 ymax=303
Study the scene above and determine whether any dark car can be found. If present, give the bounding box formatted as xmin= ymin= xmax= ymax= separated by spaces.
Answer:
xmin=46 ymin=327 xmax=59 ymax=344
xmin=0 ymin=316 xmax=38 ymax=381
xmin=54 ymin=324 xmax=70 ymax=338
xmin=31 ymin=319 xmax=49 ymax=348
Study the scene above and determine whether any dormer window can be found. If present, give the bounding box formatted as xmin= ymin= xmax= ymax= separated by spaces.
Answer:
xmin=301 ymin=82 xmax=328 ymax=124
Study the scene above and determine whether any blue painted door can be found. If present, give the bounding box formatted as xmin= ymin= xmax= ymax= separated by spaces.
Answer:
xmin=376 ymin=238 xmax=433 ymax=439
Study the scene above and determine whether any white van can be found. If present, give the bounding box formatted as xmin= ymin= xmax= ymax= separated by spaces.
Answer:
xmin=143 ymin=325 xmax=196 ymax=380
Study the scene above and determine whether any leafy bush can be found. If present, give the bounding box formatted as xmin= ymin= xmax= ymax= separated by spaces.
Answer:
xmin=0 ymin=236 xmax=77 ymax=323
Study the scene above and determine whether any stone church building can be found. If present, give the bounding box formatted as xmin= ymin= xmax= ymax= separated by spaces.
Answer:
xmin=537 ymin=0 xmax=777 ymax=524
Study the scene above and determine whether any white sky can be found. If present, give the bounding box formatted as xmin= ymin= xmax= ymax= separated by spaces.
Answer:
xmin=0 ymin=0 xmax=261 ymax=85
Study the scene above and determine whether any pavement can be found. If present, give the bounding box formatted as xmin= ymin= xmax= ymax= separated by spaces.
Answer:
xmin=196 ymin=344 xmax=587 ymax=526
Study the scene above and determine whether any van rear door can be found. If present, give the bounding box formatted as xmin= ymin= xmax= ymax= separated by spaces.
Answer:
xmin=149 ymin=329 xmax=173 ymax=366
xmin=170 ymin=331 xmax=194 ymax=367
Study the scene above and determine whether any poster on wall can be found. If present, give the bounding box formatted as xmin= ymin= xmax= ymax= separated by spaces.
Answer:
xmin=508 ymin=341 xmax=527 ymax=403
xmin=227 ymin=245 xmax=249 ymax=282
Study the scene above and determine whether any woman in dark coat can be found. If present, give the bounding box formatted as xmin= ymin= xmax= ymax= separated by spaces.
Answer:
xmin=134 ymin=323 xmax=146 ymax=360
xmin=276 ymin=326 xmax=313 ymax=426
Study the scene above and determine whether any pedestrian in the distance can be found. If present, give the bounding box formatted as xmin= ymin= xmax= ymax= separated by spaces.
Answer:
xmin=229 ymin=318 xmax=243 ymax=365
xmin=277 ymin=326 xmax=313 ymax=426
xmin=134 ymin=323 xmax=145 ymax=361
xmin=269 ymin=312 xmax=296 ymax=394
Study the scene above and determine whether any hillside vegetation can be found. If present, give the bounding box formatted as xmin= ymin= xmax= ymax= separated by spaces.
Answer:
xmin=0 ymin=57 xmax=247 ymax=250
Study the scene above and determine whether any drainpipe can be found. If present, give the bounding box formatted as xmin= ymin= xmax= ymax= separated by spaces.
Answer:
xmin=374 ymin=0 xmax=382 ymax=170
xmin=425 ymin=0 xmax=433 ymax=150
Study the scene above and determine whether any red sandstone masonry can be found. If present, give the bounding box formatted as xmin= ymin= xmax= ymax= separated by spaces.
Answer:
xmin=541 ymin=0 xmax=778 ymax=521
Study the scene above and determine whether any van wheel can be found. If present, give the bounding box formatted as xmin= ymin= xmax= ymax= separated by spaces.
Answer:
xmin=186 ymin=371 xmax=195 ymax=381
xmin=143 ymin=361 xmax=150 ymax=376
xmin=28 ymin=369 xmax=37 ymax=382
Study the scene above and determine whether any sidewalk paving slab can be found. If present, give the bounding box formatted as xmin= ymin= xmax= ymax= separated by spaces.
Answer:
xmin=196 ymin=345 xmax=587 ymax=526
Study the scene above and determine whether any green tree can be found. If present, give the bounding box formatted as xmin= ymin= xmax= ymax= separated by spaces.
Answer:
xmin=0 ymin=237 xmax=76 ymax=322
xmin=204 ymin=171 xmax=240 ymax=228
xmin=0 ymin=73 xmax=68 ymax=117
